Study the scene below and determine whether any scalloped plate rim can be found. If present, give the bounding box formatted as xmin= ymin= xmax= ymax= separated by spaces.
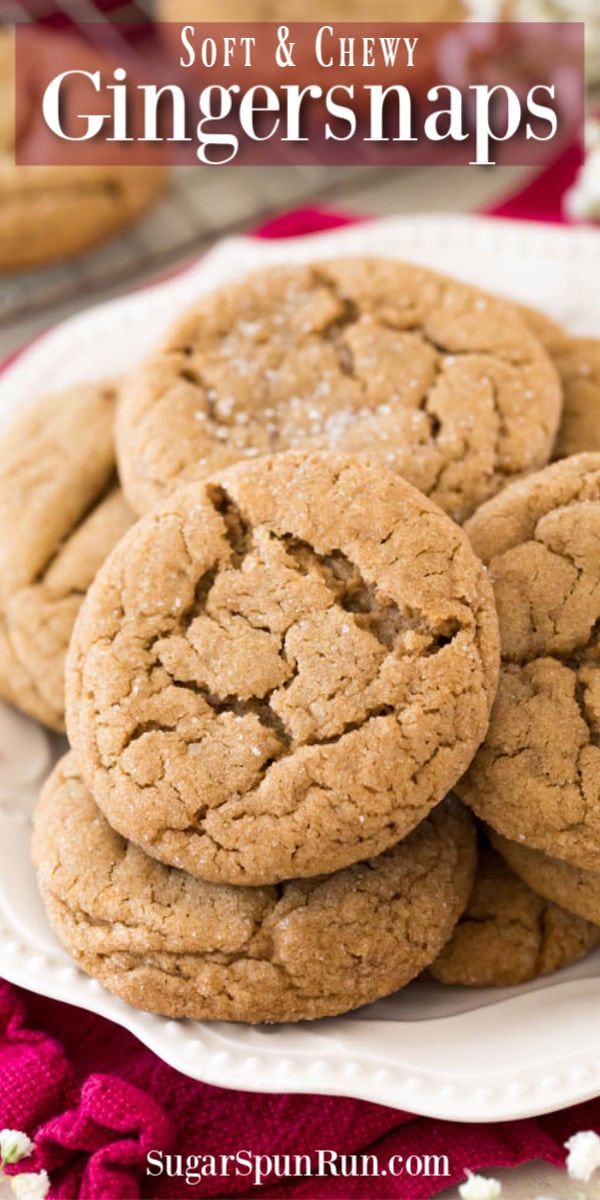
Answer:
xmin=1 ymin=212 xmax=600 ymax=1121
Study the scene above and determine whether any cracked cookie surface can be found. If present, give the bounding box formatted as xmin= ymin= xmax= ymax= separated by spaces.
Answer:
xmin=117 ymin=259 xmax=561 ymax=522
xmin=458 ymin=453 xmax=600 ymax=871
xmin=430 ymin=841 xmax=598 ymax=987
xmin=66 ymin=450 xmax=499 ymax=885
xmin=0 ymin=382 xmax=134 ymax=729
xmin=0 ymin=30 xmax=164 ymax=271
xmin=33 ymin=754 xmax=476 ymax=1023
xmin=492 ymin=831 xmax=600 ymax=929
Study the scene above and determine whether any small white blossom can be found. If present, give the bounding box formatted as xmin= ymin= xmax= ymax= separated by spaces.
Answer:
xmin=465 ymin=0 xmax=600 ymax=84
xmin=464 ymin=0 xmax=503 ymax=15
xmin=0 ymin=1133 xmax=33 ymax=1166
xmin=458 ymin=1171 xmax=502 ymax=1200
xmin=10 ymin=1173 xmax=49 ymax=1200
xmin=565 ymin=121 xmax=600 ymax=222
xmin=565 ymin=1129 xmax=600 ymax=1183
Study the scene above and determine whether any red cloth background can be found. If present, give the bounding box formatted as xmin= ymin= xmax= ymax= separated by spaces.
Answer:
xmin=2 ymin=149 xmax=598 ymax=1200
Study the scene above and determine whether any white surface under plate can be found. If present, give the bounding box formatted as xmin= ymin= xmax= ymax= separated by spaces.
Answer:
xmin=1 ymin=214 xmax=600 ymax=1122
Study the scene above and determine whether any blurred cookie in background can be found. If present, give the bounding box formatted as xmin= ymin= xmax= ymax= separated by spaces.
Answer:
xmin=519 ymin=305 xmax=600 ymax=460
xmin=0 ymin=27 xmax=166 ymax=272
xmin=0 ymin=381 xmax=134 ymax=729
xmin=158 ymin=1 xmax=466 ymax=19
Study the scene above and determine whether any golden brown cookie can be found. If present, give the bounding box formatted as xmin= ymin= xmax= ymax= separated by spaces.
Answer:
xmin=33 ymin=754 xmax=476 ymax=1023
xmin=458 ymin=453 xmax=600 ymax=871
xmin=518 ymin=306 xmax=600 ymax=461
xmin=492 ymin=831 xmax=600 ymax=930
xmin=159 ymin=0 xmax=465 ymax=18
xmin=0 ymin=30 xmax=165 ymax=272
xmin=431 ymin=842 xmax=598 ymax=987
xmin=552 ymin=339 xmax=600 ymax=460
xmin=116 ymin=259 xmax=561 ymax=521
xmin=66 ymin=450 xmax=499 ymax=886
xmin=0 ymin=382 xmax=134 ymax=729
xmin=518 ymin=303 xmax=568 ymax=357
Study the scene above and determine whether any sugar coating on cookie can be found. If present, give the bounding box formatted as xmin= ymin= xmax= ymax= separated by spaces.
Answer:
xmin=0 ymin=382 xmax=133 ymax=729
xmin=33 ymin=754 xmax=476 ymax=1023
xmin=431 ymin=842 xmax=598 ymax=987
xmin=66 ymin=451 xmax=499 ymax=886
xmin=459 ymin=453 xmax=600 ymax=871
xmin=492 ymin=831 xmax=600 ymax=929
xmin=117 ymin=259 xmax=561 ymax=522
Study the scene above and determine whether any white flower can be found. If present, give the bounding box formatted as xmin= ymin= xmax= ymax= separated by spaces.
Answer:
xmin=464 ymin=0 xmax=503 ymax=16
xmin=0 ymin=1133 xmax=33 ymax=1167
xmin=10 ymin=1173 xmax=49 ymax=1200
xmin=465 ymin=0 xmax=600 ymax=84
xmin=564 ymin=120 xmax=600 ymax=222
xmin=458 ymin=1170 xmax=502 ymax=1200
xmin=565 ymin=1129 xmax=600 ymax=1183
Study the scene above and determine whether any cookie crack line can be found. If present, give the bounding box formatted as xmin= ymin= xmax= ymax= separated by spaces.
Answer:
xmin=272 ymin=534 xmax=463 ymax=651
xmin=109 ymin=476 xmax=468 ymax=772
xmin=68 ymin=450 xmax=497 ymax=884
xmin=314 ymin=269 xmax=362 ymax=383
xmin=119 ymin=258 xmax=561 ymax=523
xmin=459 ymin=455 xmax=600 ymax=864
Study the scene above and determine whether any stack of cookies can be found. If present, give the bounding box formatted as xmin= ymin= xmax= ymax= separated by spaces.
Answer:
xmin=2 ymin=256 xmax=599 ymax=1022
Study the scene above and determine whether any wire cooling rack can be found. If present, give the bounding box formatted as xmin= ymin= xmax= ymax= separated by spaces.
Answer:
xmin=1 ymin=2 xmax=392 ymax=328
xmin=0 ymin=162 xmax=387 ymax=328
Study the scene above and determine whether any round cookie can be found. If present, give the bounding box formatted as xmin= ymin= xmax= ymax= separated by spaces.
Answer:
xmin=159 ymin=1 xmax=465 ymax=18
xmin=552 ymin=339 xmax=600 ymax=460
xmin=0 ymin=30 xmax=165 ymax=272
xmin=458 ymin=453 xmax=600 ymax=871
xmin=116 ymin=258 xmax=561 ymax=521
xmin=430 ymin=842 xmax=598 ymax=987
xmin=517 ymin=303 xmax=568 ymax=358
xmin=492 ymin=831 xmax=600 ymax=929
xmin=33 ymin=754 xmax=476 ymax=1024
xmin=0 ymin=382 xmax=134 ymax=729
xmin=518 ymin=305 xmax=600 ymax=461
xmin=66 ymin=450 xmax=499 ymax=886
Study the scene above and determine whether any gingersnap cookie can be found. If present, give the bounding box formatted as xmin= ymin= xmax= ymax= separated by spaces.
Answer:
xmin=430 ymin=842 xmax=598 ymax=987
xmin=33 ymin=754 xmax=476 ymax=1023
xmin=66 ymin=450 xmax=499 ymax=886
xmin=0 ymin=30 xmax=165 ymax=272
xmin=0 ymin=382 xmax=134 ymax=729
xmin=116 ymin=259 xmax=561 ymax=521
xmin=492 ymin=831 xmax=600 ymax=930
xmin=159 ymin=0 xmax=465 ymax=19
xmin=458 ymin=453 xmax=600 ymax=871
xmin=518 ymin=306 xmax=600 ymax=461
xmin=551 ymin=339 xmax=600 ymax=460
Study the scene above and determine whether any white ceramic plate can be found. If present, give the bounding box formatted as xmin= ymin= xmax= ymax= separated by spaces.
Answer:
xmin=2 ymin=214 xmax=600 ymax=1123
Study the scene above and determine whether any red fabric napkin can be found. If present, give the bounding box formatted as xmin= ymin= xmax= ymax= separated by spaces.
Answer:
xmin=3 ymin=980 xmax=600 ymax=1200
xmin=3 ymin=153 xmax=599 ymax=1200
